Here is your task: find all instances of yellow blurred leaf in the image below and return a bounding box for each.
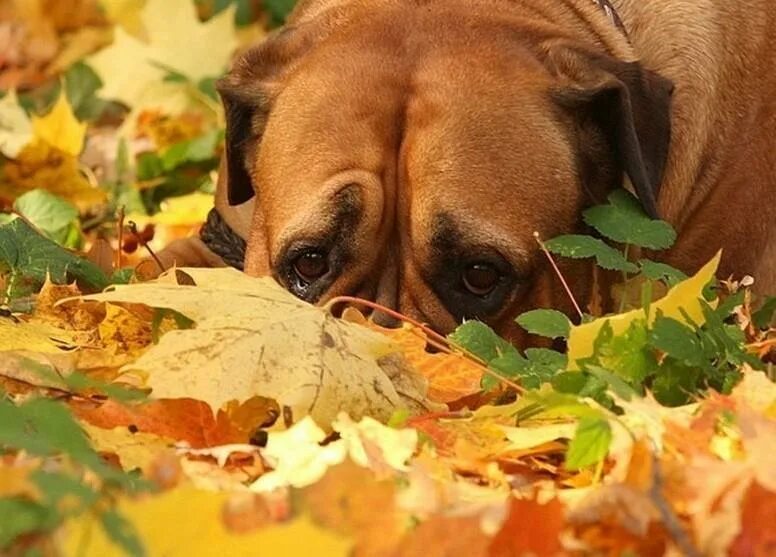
[88,0,237,108]
[0,140,106,211]
[128,192,214,227]
[31,91,86,157]
[0,463,41,500]
[0,90,33,158]
[567,251,721,369]
[61,486,353,557]
[99,0,147,39]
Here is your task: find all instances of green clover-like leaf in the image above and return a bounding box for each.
[545,234,638,273]
[516,309,571,339]
[583,190,677,249]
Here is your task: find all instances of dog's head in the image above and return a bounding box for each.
[217,1,672,342]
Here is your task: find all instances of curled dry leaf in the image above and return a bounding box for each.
[343,307,483,403]
[81,268,439,427]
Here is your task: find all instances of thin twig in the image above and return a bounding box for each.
[325,295,526,393]
[116,206,125,270]
[128,220,165,273]
[533,232,584,320]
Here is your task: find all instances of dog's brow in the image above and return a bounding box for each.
[429,213,530,268]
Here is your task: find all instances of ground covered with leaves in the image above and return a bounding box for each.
[1,1,775,556]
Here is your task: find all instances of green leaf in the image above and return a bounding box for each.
[0,398,136,488]
[638,259,687,285]
[584,365,638,401]
[0,218,108,298]
[517,390,602,421]
[545,235,638,273]
[652,360,700,406]
[552,371,589,394]
[516,309,571,339]
[448,320,517,363]
[100,508,146,557]
[753,296,776,329]
[590,320,655,385]
[32,470,99,513]
[263,0,297,25]
[649,315,705,366]
[583,189,677,249]
[565,416,612,470]
[489,348,566,389]
[160,129,223,172]
[0,498,57,549]
[64,62,108,121]
[13,189,80,246]
[715,290,746,320]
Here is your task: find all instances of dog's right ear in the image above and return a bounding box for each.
[216,26,315,205]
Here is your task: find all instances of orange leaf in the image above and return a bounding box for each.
[343,308,482,403]
[489,495,566,557]
[71,398,243,448]
[730,482,776,557]
[396,515,490,557]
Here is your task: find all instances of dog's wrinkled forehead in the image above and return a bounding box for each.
[253,15,581,234]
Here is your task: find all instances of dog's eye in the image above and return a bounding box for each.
[462,263,500,296]
[293,250,329,284]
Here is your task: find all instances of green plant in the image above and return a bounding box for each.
[449,189,772,469]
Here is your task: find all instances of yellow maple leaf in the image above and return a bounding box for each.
[81,268,436,427]
[60,486,353,557]
[0,140,106,211]
[31,91,86,157]
[88,0,237,108]
[566,251,722,369]
[0,90,33,158]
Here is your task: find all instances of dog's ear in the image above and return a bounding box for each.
[549,47,673,217]
[216,27,315,205]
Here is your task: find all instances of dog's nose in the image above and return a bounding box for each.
[372,247,400,328]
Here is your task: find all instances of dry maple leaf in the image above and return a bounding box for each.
[343,307,483,403]
[71,397,243,448]
[81,267,438,427]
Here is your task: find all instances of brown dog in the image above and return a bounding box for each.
[159,0,776,343]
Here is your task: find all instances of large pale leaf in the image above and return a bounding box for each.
[82,268,433,427]
[88,0,237,108]
[566,251,721,369]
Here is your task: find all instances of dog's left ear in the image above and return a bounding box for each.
[549,46,674,217]
[216,24,319,205]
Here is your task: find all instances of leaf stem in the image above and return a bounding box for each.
[533,232,584,321]
[619,243,631,313]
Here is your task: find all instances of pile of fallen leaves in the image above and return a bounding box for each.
[1,1,776,556]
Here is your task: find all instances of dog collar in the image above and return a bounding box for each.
[200,208,247,270]
[591,0,629,37]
